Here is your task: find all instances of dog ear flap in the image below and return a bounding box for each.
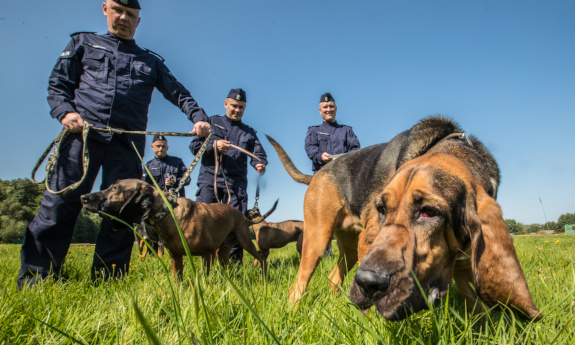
[467,190,542,320]
[119,188,140,216]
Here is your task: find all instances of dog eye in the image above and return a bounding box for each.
[420,206,440,219]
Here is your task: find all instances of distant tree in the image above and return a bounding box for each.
[526,223,541,234]
[541,221,558,232]
[505,219,522,234]
[72,210,101,243]
[0,179,44,243]
[557,213,575,233]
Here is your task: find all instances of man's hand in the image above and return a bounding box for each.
[61,112,85,133]
[255,163,266,175]
[321,152,332,163]
[215,140,231,153]
[193,121,211,137]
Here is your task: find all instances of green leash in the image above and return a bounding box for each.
[31,124,209,196]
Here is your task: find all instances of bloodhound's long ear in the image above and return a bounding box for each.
[467,188,542,320]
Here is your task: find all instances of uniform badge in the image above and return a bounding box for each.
[236,94,241,101]
[121,0,129,4]
[60,51,71,57]
[324,96,328,102]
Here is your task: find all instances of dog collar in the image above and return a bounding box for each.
[146,194,178,226]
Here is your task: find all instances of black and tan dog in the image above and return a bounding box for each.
[267,116,541,321]
[247,205,303,265]
[81,179,277,279]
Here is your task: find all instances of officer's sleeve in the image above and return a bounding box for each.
[47,36,83,121]
[304,128,323,164]
[346,127,361,152]
[176,159,191,186]
[156,63,209,124]
[189,133,216,157]
[250,134,268,169]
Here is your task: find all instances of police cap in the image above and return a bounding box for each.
[111,0,141,10]
[227,88,247,103]
[153,135,167,143]
[320,92,335,103]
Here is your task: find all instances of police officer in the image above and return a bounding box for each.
[143,135,190,197]
[17,0,211,288]
[305,92,360,173]
[305,92,360,256]
[190,88,267,263]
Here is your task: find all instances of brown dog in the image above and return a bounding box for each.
[268,116,541,321]
[81,179,277,279]
[247,205,303,264]
[135,222,164,258]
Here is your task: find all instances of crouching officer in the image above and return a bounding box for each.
[189,88,267,264]
[17,0,211,288]
[143,135,190,197]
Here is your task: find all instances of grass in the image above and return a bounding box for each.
[1,235,574,344]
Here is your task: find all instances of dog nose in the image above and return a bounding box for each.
[80,194,91,203]
[354,269,391,298]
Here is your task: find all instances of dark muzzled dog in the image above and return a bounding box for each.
[81,179,278,279]
[267,115,541,321]
[247,204,303,265]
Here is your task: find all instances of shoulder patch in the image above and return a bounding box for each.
[70,31,96,37]
[143,48,165,62]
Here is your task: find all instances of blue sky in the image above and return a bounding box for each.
[0,1,573,225]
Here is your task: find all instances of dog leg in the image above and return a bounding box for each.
[201,253,214,276]
[253,249,269,267]
[328,229,360,293]
[170,254,184,280]
[157,241,164,258]
[236,225,268,278]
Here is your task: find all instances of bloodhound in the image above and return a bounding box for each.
[267,116,541,321]
[247,205,304,265]
[81,179,277,279]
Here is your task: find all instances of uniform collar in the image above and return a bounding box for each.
[224,115,242,126]
[322,120,339,127]
[105,31,137,46]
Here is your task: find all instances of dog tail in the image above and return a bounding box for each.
[265,135,313,185]
[249,199,279,225]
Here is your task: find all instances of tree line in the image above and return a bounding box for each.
[1,178,574,243]
[0,178,101,244]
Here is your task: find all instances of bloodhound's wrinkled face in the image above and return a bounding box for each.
[349,153,474,320]
[81,179,156,224]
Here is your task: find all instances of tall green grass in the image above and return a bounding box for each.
[1,235,574,344]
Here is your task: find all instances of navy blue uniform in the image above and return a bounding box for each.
[142,155,189,197]
[18,32,208,287]
[305,121,360,173]
[189,115,267,262]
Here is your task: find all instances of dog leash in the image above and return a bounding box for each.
[32,124,207,195]
[212,139,262,204]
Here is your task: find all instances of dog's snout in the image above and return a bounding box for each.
[81,194,91,203]
[354,269,391,298]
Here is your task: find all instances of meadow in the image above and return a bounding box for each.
[1,235,574,344]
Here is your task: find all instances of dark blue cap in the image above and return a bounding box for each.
[227,88,247,103]
[153,135,167,143]
[320,92,335,103]
[111,0,141,10]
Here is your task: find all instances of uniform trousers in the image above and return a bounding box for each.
[18,133,143,288]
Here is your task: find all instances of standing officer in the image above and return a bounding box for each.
[143,135,190,197]
[305,92,360,255]
[305,92,360,173]
[17,0,211,288]
[190,88,267,263]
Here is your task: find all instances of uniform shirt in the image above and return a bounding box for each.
[48,31,208,153]
[305,121,360,173]
[142,155,190,197]
[190,115,268,190]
